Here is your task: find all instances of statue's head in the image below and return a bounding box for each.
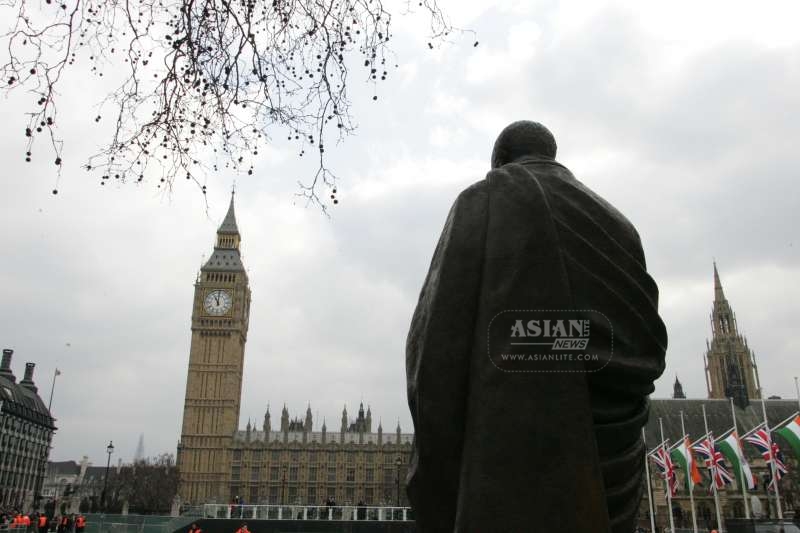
[491,121,557,169]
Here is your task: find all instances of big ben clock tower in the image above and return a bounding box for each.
[178,193,251,504]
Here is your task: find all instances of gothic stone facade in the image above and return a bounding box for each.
[640,265,797,529]
[228,403,412,506]
[177,196,411,506]
[0,349,56,509]
[178,195,251,505]
[704,263,762,406]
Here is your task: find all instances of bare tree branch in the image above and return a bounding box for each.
[0,0,472,207]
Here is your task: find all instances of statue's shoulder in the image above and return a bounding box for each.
[452,178,490,208]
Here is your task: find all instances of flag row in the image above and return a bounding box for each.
[648,414,800,496]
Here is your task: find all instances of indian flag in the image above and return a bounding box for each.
[718,431,756,490]
[670,437,701,491]
[776,416,800,458]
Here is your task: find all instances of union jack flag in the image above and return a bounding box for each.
[650,446,678,496]
[692,436,734,490]
[743,429,788,490]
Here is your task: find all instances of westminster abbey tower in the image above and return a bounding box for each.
[704,262,762,407]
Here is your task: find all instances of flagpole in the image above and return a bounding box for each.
[702,404,724,532]
[760,398,783,519]
[680,411,699,533]
[659,417,676,533]
[795,376,799,412]
[730,398,750,519]
[642,427,657,533]
[773,411,800,432]
[741,422,765,441]
[47,367,60,412]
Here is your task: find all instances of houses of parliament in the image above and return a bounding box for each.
[177,194,796,520]
[176,195,412,507]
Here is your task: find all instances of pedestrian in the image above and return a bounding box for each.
[187,523,202,533]
[356,500,366,520]
[58,515,69,533]
[37,513,48,533]
[74,515,85,533]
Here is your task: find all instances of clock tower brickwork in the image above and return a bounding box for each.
[178,194,251,504]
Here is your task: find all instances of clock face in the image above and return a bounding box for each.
[204,289,232,316]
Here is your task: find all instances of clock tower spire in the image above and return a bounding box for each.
[178,193,252,505]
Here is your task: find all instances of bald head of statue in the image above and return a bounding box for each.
[490,121,557,169]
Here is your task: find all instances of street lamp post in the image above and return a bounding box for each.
[394,457,401,508]
[100,441,114,512]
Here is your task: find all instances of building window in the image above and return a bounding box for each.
[346,487,354,502]
[231,466,240,481]
[291,450,299,462]
[269,486,279,504]
[346,468,355,482]
[270,467,279,481]
[366,468,374,482]
[308,487,317,503]
[250,487,259,503]
[347,452,355,464]
[364,487,373,504]
[233,449,243,461]
[289,486,298,502]
[327,466,336,482]
[250,467,259,481]
[289,466,298,481]
[327,451,336,463]
[271,450,280,461]
[309,466,317,481]
[251,450,262,462]
[366,452,374,464]
[327,486,336,500]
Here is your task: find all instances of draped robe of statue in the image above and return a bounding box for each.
[406,155,667,532]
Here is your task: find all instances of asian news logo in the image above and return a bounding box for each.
[487,310,613,373]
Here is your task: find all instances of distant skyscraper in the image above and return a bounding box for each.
[704,262,762,407]
[134,433,145,462]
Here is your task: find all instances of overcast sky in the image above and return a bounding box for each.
[1,0,799,466]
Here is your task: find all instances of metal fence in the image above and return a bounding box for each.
[202,503,413,521]
[79,514,193,533]
[635,521,800,533]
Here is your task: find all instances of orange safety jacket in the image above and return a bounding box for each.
[75,517,85,528]
[22,516,31,527]
[38,516,47,527]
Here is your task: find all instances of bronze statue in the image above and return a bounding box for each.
[406,121,667,532]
